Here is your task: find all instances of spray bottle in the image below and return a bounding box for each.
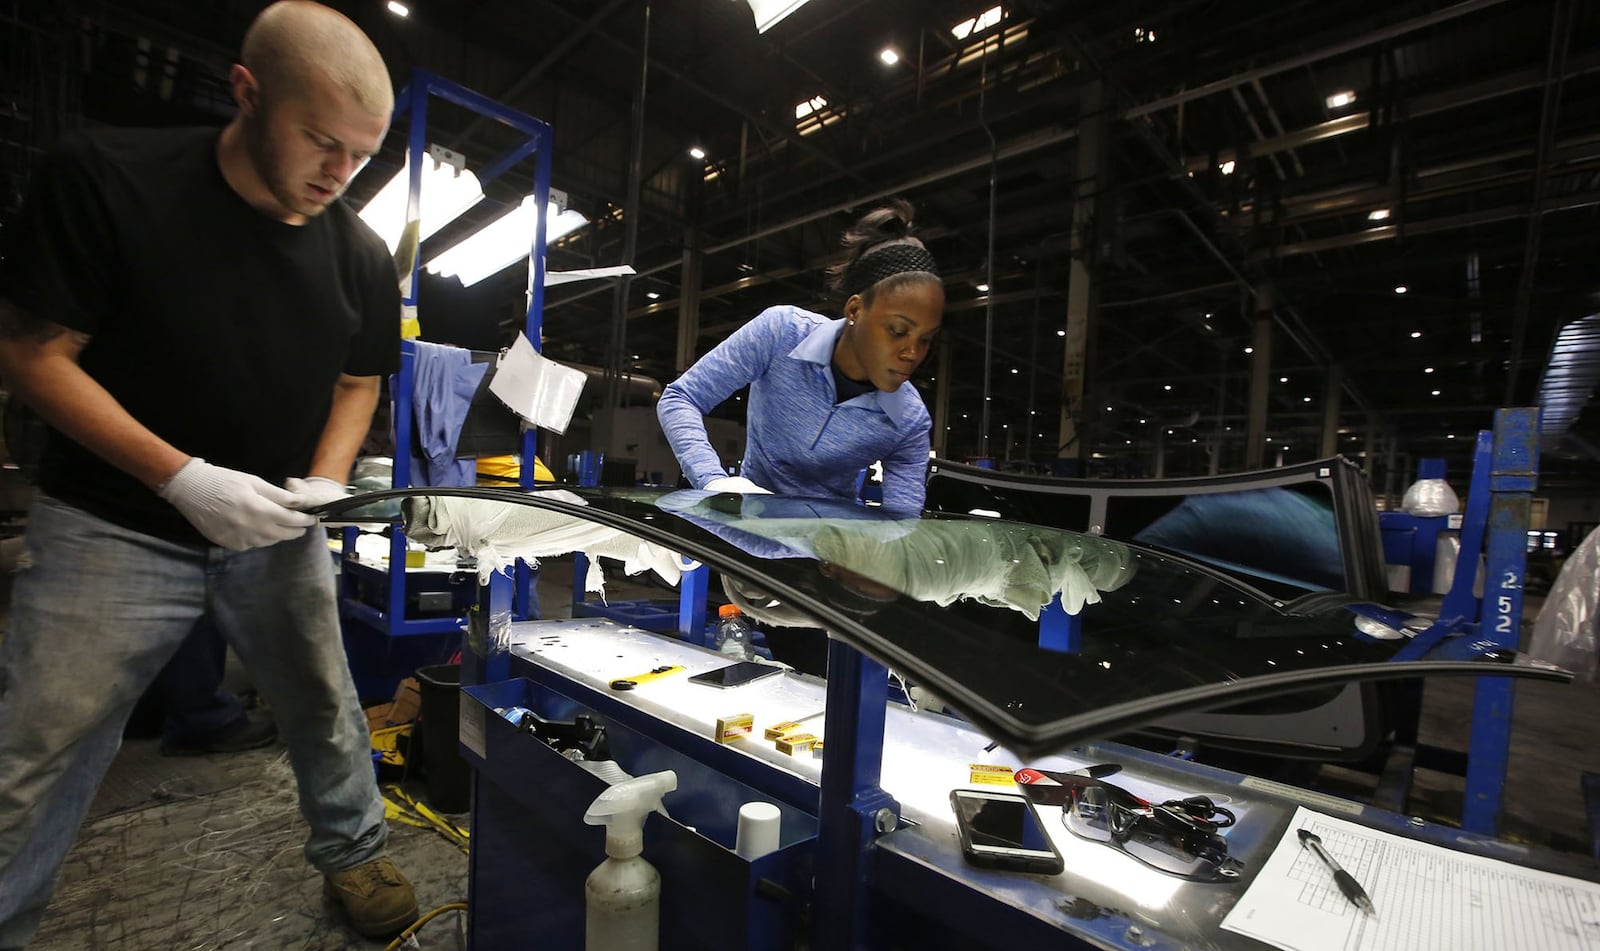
[583,769,678,951]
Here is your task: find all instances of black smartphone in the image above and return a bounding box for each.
[949,788,1065,875]
[687,661,784,689]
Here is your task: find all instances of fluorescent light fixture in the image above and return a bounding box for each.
[1368,208,1391,221]
[386,0,409,17]
[424,195,588,287]
[688,146,707,160]
[645,291,661,300]
[879,47,900,66]
[745,0,811,33]
[794,95,827,119]
[358,153,484,254]
[1325,90,1356,109]
[975,283,990,292]
[1394,284,1408,294]
[951,5,1003,40]
[1218,160,1236,175]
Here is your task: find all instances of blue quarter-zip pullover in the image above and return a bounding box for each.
[657,305,933,514]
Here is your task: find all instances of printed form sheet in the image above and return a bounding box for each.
[1221,807,1600,951]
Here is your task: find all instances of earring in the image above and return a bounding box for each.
[848,319,855,325]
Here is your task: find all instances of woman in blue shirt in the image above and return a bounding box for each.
[657,201,944,515]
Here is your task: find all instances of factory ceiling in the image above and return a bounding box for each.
[3,0,1598,486]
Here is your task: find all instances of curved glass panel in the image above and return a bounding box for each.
[316,486,1568,757]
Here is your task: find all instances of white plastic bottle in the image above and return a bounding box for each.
[583,770,678,951]
[715,603,753,660]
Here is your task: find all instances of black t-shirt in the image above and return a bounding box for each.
[0,126,400,545]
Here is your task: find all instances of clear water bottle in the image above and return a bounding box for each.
[715,604,753,660]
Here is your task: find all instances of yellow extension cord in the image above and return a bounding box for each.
[383,902,470,951]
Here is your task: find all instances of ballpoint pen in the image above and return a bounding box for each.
[1298,828,1377,917]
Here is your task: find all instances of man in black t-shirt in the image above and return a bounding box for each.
[0,3,418,944]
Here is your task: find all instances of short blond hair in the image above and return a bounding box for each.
[241,1,393,115]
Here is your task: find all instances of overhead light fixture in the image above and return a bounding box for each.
[1279,376,1288,383]
[645,291,661,300]
[1056,329,1066,337]
[879,47,900,66]
[688,146,707,160]
[1009,367,1019,374]
[1424,366,1435,373]
[1368,208,1391,221]
[794,95,828,119]
[357,150,484,254]
[1218,160,1236,175]
[1410,330,1423,339]
[744,0,812,33]
[951,5,1003,40]
[1302,396,1312,403]
[1325,90,1356,109]
[1394,284,1408,295]
[1163,384,1172,391]
[1243,346,1253,354]
[424,195,588,287]
[975,283,990,293]
[1431,389,1441,396]
[386,0,410,17]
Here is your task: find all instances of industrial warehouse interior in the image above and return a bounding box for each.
[3,0,1600,948]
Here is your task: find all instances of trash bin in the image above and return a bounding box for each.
[415,663,471,813]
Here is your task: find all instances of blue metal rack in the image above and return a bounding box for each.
[337,70,552,683]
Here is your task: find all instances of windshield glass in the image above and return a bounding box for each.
[319,485,1565,757]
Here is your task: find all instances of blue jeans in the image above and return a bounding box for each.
[0,496,387,947]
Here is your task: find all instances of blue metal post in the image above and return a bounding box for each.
[678,564,709,646]
[463,567,513,689]
[1462,407,1539,834]
[814,639,899,950]
[1038,592,1080,653]
[1441,430,1496,622]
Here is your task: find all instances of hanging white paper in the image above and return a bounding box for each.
[487,332,587,434]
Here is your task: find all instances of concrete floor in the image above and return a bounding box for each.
[9,558,1600,949]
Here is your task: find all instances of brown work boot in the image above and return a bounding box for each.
[323,856,419,939]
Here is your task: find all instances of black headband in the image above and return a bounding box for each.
[840,242,941,298]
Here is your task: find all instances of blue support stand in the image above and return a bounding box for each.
[679,564,710,647]
[1440,430,1497,623]
[337,69,553,693]
[1462,407,1540,834]
[1038,592,1080,653]
[814,639,899,950]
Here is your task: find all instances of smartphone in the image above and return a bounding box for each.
[687,661,784,689]
[949,788,1065,875]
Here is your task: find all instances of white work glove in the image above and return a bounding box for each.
[284,476,352,510]
[704,476,771,495]
[158,458,316,551]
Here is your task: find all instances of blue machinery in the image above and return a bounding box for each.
[337,70,549,689]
